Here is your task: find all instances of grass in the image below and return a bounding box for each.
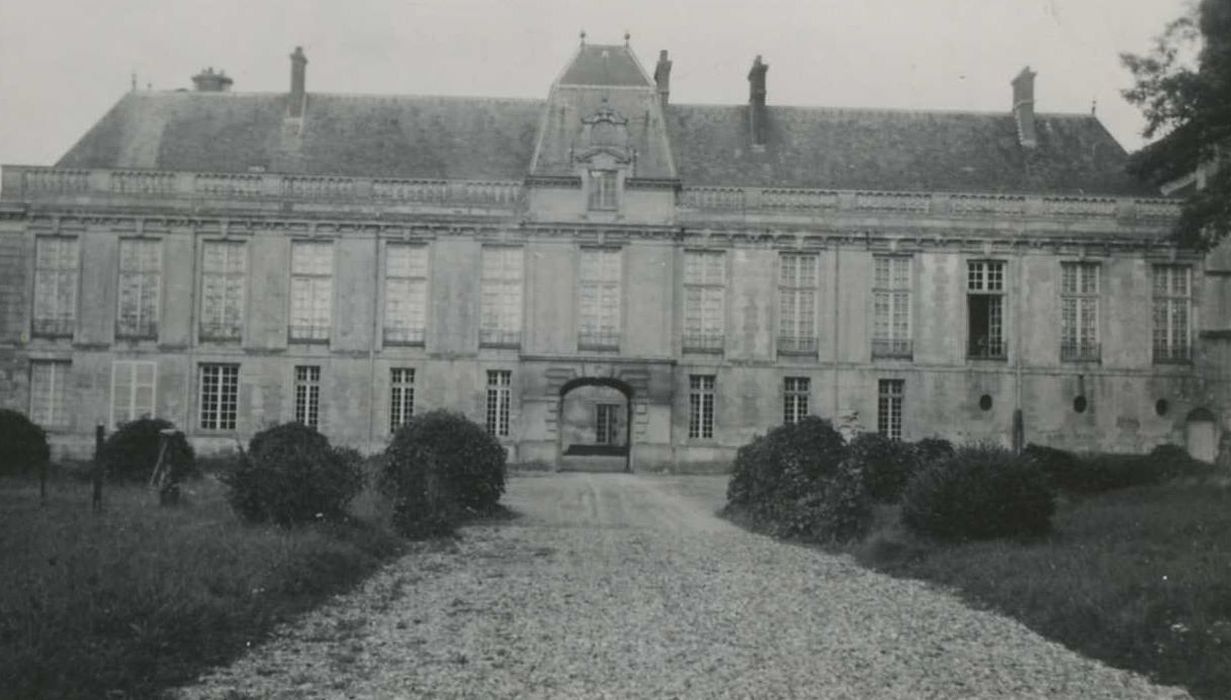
[0,463,404,699]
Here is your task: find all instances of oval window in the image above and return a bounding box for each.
[979,394,993,411]
[1073,395,1088,413]
[1155,399,1169,416]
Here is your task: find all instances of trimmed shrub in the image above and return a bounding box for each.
[912,437,956,467]
[848,432,918,503]
[1031,444,1212,495]
[792,457,875,543]
[381,410,507,538]
[902,444,1056,541]
[1023,443,1082,489]
[0,409,50,477]
[98,418,195,482]
[1148,443,1216,481]
[222,423,363,526]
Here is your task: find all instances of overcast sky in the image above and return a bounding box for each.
[0,0,1193,167]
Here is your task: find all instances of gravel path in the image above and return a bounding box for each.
[175,473,1191,699]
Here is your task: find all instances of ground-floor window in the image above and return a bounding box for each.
[688,374,716,439]
[29,360,70,428]
[486,370,512,436]
[295,365,321,429]
[878,379,904,440]
[783,376,809,424]
[111,360,157,428]
[390,368,415,433]
[199,363,238,431]
[595,402,621,445]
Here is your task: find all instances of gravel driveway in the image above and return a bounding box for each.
[175,473,1190,699]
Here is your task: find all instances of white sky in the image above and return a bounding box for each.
[0,0,1193,167]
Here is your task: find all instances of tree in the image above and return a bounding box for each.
[1121,0,1231,250]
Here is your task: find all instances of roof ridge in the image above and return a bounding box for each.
[670,102,1100,120]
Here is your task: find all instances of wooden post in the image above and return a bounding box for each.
[92,424,104,513]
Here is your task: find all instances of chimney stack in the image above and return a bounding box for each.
[747,55,769,147]
[654,50,673,110]
[1012,66,1037,149]
[191,67,233,92]
[290,46,308,118]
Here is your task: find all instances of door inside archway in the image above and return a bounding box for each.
[558,377,633,472]
[1186,408,1217,463]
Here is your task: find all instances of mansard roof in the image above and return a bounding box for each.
[557,44,653,87]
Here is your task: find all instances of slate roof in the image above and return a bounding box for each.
[557,44,652,87]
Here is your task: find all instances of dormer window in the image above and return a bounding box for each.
[589,170,618,210]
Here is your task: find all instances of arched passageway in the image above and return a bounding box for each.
[1185,407,1217,463]
[557,377,633,473]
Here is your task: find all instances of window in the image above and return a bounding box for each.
[1153,265,1191,363]
[1061,262,1100,361]
[294,365,321,428]
[578,248,622,350]
[29,360,70,428]
[778,254,817,354]
[32,237,78,338]
[199,364,238,431]
[688,374,716,439]
[289,241,333,342]
[486,370,512,436]
[873,256,912,358]
[967,261,1006,359]
[480,247,523,347]
[878,379,904,441]
[588,170,618,210]
[390,368,415,433]
[683,251,725,352]
[200,241,246,341]
[384,244,428,345]
[783,377,810,425]
[116,238,160,339]
[110,360,156,428]
[596,403,621,445]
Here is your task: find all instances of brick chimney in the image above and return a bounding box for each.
[748,55,769,147]
[191,67,233,92]
[1012,66,1037,149]
[289,46,308,118]
[654,50,672,110]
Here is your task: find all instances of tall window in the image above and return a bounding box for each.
[967,261,1006,359]
[1153,265,1192,363]
[1061,262,1100,361]
[384,244,428,345]
[116,239,161,339]
[480,247,523,347]
[29,360,70,428]
[783,377,810,425]
[688,374,716,439]
[873,256,912,358]
[32,237,78,338]
[199,363,238,431]
[596,403,621,445]
[878,379,904,441]
[390,368,415,433]
[778,253,817,354]
[589,170,618,210]
[294,365,321,428]
[579,248,622,350]
[200,241,246,341]
[110,360,156,428]
[486,370,512,436]
[683,251,725,352]
[289,241,333,342]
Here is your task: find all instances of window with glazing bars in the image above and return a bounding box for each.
[688,374,716,439]
[480,248,523,347]
[596,403,621,445]
[110,360,156,428]
[29,360,70,428]
[199,363,238,431]
[1061,262,1100,361]
[683,251,725,352]
[1153,265,1191,363]
[32,237,78,338]
[783,377,810,425]
[384,244,428,345]
[878,379,904,441]
[389,368,415,433]
[116,238,161,339]
[589,170,618,210]
[778,254,817,354]
[289,241,333,342]
[967,261,1006,359]
[579,248,622,349]
[294,365,321,428]
[200,241,246,340]
[873,256,912,358]
[486,370,512,436]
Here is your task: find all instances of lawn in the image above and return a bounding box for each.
[0,470,404,699]
[853,481,1231,700]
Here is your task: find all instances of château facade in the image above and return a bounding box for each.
[1,39,1226,470]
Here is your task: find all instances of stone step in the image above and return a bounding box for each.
[559,455,628,473]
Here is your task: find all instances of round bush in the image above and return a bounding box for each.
[382,410,507,538]
[0,409,50,477]
[848,432,918,503]
[222,423,363,526]
[912,437,955,467]
[98,418,195,482]
[902,444,1056,541]
[792,457,875,543]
